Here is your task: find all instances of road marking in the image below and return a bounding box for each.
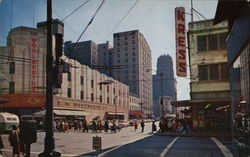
[0,149,78,157]
[159,136,179,157]
[210,137,233,157]
[98,134,152,157]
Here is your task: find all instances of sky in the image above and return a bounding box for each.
[0,0,219,100]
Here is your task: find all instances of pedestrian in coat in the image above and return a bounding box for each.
[141,120,145,133]
[8,125,20,157]
[152,121,157,133]
[134,120,138,131]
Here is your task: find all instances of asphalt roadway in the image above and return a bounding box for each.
[0,122,233,157]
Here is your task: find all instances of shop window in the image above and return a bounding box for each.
[67,88,71,97]
[197,35,207,52]
[208,34,218,50]
[9,82,15,93]
[210,64,219,80]
[198,65,208,80]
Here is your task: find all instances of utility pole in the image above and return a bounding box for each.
[39,0,60,156]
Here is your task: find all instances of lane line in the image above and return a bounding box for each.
[210,137,233,157]
[159,136,179,157]
[98,134,152,157]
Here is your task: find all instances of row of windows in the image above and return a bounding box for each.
[116,40,136,46]
[198,63,228,81]
[117,58,136,63]
[116,52,136,57]
[116,47,135,52]
[197,33,227,52]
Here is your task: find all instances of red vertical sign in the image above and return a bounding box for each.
[175,7,187,77]
[31,38,38,92]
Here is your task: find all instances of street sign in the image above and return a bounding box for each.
[92,136,102,150]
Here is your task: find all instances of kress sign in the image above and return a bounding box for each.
[175,7,187,77]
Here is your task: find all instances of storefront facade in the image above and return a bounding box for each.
[214,1,250,156]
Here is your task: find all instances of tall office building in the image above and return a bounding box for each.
[112,30,153,115]
[98,41,113,76]
[64,40,98,67]
[153,55,177,117]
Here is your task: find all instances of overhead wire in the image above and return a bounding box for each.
[105,0,140,40]
[62,0,91,21]
[137,0,159,28]
[64,0,106,61]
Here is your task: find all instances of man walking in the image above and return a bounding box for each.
[141,120,145,133]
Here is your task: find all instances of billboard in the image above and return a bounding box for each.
[175,7,187,77]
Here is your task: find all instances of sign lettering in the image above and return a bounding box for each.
[175,7,187,77]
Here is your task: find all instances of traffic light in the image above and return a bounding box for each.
[55,33,63,59]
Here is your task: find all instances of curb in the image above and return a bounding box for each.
[154,133,232,138]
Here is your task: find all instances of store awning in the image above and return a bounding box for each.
[34,109,88,116]
[106,112,125,116]
[171,98,231,107]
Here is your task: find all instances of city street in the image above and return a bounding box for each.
[1,122,233,157]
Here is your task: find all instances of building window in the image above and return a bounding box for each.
[100,84,102,90]
[124,47,128,51]
[113,98,116,104]
[197,35,207,52]
[208,34,218,51]
[80,91,84,99]
[9,82,15,93]
[107,97,109,104]
[91,93,94,101]
[117,48,120,52]
[107,86,109,92]
[132,58,136,62]
[9,62,15,74]
[125,36,128,40]
[113,88,115,94]
[132,52,135,56]
[220,63,229,80]
[80,76,84,85]
[132,40,135,44]
[125,53,128,56]
[219,33,227,50]
[125,42,128,45]
[117,54,120,57]
[67,72,71,81]
[100,95,102,103]
[125,59,128,63]
[91,80,94,88]
[117,42,120,46]
[133,69,136,73]
[198,65,208,80]
[210,64,219,80]
[117,59,120,63]
[125,70,128,74]
[67,88,71,97]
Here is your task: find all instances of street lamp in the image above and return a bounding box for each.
[139,102,143,119]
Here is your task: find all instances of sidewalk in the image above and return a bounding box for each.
[155,131,232,138]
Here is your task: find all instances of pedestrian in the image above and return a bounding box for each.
[181,119,189,134]
[152,121,157,133]
[104,120,109,132]
[134,120,138,131]
[0,133,4,156]
[83,119,89,132]
[141,120,145,133]
[19,120,37,157]
[8,125,20,157]
[198,119,203,133]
